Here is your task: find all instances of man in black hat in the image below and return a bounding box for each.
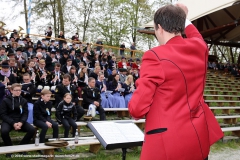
[16,48,28,66]
[59,51,69,65]
[0,61,17,86]
[26,46,35,58]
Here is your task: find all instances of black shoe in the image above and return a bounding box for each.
[54,148,62,152]
[6,153,12,158]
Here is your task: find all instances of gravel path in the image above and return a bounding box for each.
[209,147,240,160]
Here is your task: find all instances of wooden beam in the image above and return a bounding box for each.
[224,9,236,21]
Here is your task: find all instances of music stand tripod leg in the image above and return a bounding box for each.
[122,148,127,160]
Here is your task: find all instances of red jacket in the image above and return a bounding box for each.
[129,24,223,160]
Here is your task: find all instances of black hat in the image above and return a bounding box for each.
[1,61,9,68]
[128,58,133,62]
[136,58,140,61]
[51,51,56,54]
[121,56,126,59]
[22,38,27,41]
[42,47,47,50]
[50,40,55,43]
[87,55,92,61]
[16,48,23,52]
[7,53,15,57]
[63,51,69,55]
[36,46,42,51]
[28,45,33,49]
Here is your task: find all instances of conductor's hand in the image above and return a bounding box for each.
[175,3,188,16]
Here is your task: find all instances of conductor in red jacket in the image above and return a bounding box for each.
[128,3,223,160]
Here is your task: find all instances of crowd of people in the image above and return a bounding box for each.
[0,30,141,157]
[208,61,240,77]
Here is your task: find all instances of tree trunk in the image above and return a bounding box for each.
[57,0,64,34]
[230,47,235,63]
[24,0,28,33]
[50,0,57,37]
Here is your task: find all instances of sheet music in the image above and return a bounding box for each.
[91,122,144,144]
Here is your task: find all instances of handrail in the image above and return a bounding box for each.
[4,29,145,58]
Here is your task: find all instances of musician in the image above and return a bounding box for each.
[8,58,22,83]
[95,73,114,108]
[59,51,69,65]
[122,75,135,108]
[50,63,64,86]
[82,77,106,120]
[16,48,28,67]
[45,26,52,41]
[89,66,101,80]
[35,59,51,87]
[55,74,85,121]
[26,46,35,59]
[0,61,17,86]
[21,73,36,124]
[61,59,72,74]
[117,57,128,69]
[69,66,79,86]
[48,40,57,52]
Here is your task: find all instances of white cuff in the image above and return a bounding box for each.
[185,19,192,28]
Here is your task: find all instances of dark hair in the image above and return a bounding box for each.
[63,74,71,81]
[88,77,95,83]
[154,4,186,34]
[55,63,61,67]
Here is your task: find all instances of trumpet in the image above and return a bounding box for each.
[53,75,58,86]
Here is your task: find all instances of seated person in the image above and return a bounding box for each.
[56,93,77,139]
[49,63,64,86]
[0,61,17,86]
[21,73,36,124]
[33,89,61,153]
[61,59,72,74]
[55,74,85,121]
[82,77,106,120]
[0,83,35,157]
[35,59,51,87]
[122,75,135,108]
[108,74,125,108]
[95,73,114,108]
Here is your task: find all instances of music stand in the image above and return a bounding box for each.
[87,121,144,160]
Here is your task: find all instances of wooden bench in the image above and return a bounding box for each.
[104,108,129,118]
[205,100,240,107]
[204,90,239,95]
[0,138,101,160]
[222,127,240,137]
[204,95,240,100]
[209,107,240,115]
[215,115,240,125]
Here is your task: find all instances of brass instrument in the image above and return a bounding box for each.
[0,21,6,28]
[18,26,24,37]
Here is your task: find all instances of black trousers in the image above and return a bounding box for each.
[96,106,106,120]
[34,119,58,143]
[62,118,77,138]
[1,121,35,146]
[205,156,208,160]
[76,105,85,121]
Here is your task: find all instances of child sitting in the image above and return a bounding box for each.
[56,93,78,138]
[33,89,60,153]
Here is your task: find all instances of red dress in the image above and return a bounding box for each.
[128,24,223,160]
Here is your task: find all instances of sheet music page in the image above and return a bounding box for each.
[91,122,144,145]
